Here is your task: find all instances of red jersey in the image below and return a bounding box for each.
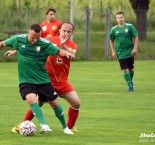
[46,36,77,83]
[40,20,62,38]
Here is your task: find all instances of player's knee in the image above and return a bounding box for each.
[72,99,81,109]
[48,99,59,108]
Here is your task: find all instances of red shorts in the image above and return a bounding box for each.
[52,81,74,95]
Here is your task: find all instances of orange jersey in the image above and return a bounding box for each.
[45,36,77,83]
[40,20,62,38]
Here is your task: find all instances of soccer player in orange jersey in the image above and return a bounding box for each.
[9,22,80,133]
[45,22,80,130]
[40,7,62,38]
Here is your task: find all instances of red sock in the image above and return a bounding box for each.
[67,107,79,129]
[23,109,34,121]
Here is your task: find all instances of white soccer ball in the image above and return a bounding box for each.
[19,120,36,136]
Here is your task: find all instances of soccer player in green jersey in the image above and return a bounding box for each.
[0,24,73,134]
[110,11,139,92]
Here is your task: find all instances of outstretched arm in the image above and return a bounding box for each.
[0,41,6,50]
[5,47,73,59]
[58,49,74,59]
[4,50,17,57]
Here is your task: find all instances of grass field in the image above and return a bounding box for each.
[0,60,155,145]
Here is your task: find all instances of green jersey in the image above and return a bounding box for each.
[110,23,138,59]
[4,34,60,84]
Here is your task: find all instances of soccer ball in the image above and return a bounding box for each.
[19,120,36,136]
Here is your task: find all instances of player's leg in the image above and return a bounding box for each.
[23,95,43,121]
[54,81,80,130]
[39,83,73,134]
[19,83,47,126]
[23,109,34,121]
[48,99,73,134]
[12,95,43,133]
[12,108,34,134]
[18,84,51,133]
[129,69,134,88]
[12,96,43,133]
[25,93,51,133]
[123,69,133,91]
[119,59,133,91]
[48,99,66,129]
[129,71,134,82]
[61,91,80,130]
[12,83,52,134]
[128,56,135,88]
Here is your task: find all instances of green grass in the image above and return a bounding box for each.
[0,60,155,145]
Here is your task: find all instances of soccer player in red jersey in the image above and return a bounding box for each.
[9,22,80,133]
[40,7,62,38]
[46,22,80,130]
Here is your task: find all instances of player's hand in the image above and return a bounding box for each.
[58,48,74,59]
[66,52,74,59]
[112,51,117,58]
[131,48,137,55]
[60,34,69,44]
[4,50,17,57]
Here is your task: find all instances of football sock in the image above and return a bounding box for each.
[23,109,34,121]
[53,105,67,129]
[67,106,79,129]
[130,71,134,82]
[124,72,133,88]
[30,103,46,124]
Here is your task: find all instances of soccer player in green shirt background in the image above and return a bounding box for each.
[110,11,139,92]
[0,24,73,134]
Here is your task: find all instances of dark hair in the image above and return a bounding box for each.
[46,7,56,15]
[60,22,74,31]
[29,24,42,33]
[116,11,124,16]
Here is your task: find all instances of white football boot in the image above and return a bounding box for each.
[40,124,52,133]
[63,127,74,134]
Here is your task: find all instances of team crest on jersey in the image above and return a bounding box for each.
[56,58,62,64]
[21,44,25,48]
[125,29,128,32]
[52,26,58,30]
[42,26,47,31]
[36,46,41,52]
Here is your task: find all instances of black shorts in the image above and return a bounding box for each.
[118,56,134,70]
[19,83,58,102]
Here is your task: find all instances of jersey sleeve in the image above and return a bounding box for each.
[68,42,77,54]
[110,28,115,40]
[4,35,18,49]
[46,42,60,56]
[71,43,77,50]
[130,25,138,37]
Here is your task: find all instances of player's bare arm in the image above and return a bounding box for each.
[5,48,73,59]
[58,49,74,59]
[4,50,17,57]
[110,40,117,58]
[131,36,138,55]
[61,44,76,59]
[61,43,76,56]
[0,41,6,49]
